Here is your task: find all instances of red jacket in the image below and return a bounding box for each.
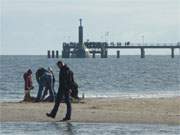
[23,72,33,90]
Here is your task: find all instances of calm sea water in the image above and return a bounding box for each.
[0,55,180,101]
[0,122,180,135]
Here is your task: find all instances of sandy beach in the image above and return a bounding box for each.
[0,97,180,124]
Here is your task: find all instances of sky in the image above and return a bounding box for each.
[0,0,180,55]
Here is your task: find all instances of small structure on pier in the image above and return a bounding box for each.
[62,19,90,58]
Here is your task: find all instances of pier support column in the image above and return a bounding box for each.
[101,49,104,58]
[47,50,51,58]
[62,45,70,58]
[56,50,59,58]
[117,51,120,58]
[52,50,55,58]
[171,48,174,58]
[62,50,70,58]
[92,51,96,58]
[101,48,107,58]
[140,48,145,58]
[105,50,108,58]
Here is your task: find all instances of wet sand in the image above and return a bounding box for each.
[0,97,180,124]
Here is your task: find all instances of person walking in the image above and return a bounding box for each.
[46,61,72,121]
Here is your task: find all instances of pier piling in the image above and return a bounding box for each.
[56,50,59,58]
[117,51,120,58]
[52,50,55,58]
[92,51,96,58]
[62,50,70,58]
[141,48,145,58]
[105,50,108,58]
[171,48,174,58]
[47,50,51,58]
[101,48,107,58]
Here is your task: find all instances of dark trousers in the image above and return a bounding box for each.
[42,84,56,101]
[50,88,71,119]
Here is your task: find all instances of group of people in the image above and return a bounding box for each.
[23,61,79,121]
[23,67,56,102]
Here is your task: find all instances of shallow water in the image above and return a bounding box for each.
[0,55,180,101]
[0,122,180,135]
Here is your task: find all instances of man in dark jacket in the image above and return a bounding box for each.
[46,61,72,121]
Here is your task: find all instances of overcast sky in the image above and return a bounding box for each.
[1,0,180,55]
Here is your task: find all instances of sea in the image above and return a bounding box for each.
[0,55,180,135]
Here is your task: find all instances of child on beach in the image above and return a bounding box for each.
[23,69,34,101]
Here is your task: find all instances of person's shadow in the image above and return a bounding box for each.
[52,122,75,135]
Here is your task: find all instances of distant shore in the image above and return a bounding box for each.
[0,97,180,124]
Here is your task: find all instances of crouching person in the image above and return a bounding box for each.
[23,69,34,101]
[35,68,55,102]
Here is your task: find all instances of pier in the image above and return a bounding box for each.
[60,42,180,58]
[47,19,180,58]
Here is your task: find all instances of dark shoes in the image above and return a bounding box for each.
[46,113,71,121]
[46,113,55,118]
[62,117,71,121]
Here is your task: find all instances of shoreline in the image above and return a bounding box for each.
[0,97,180,125]
[1,94,180,102]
